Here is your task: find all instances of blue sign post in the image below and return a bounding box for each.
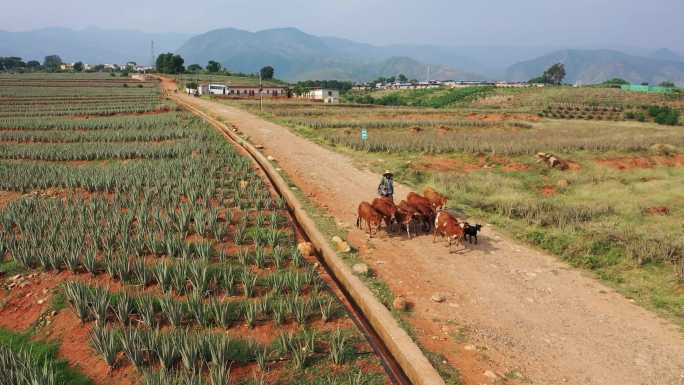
[361,128,368,141]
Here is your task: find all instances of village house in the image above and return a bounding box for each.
[299,88,340,103]
[227,85,288,98]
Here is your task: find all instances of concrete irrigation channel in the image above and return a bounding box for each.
[168,91,445,385]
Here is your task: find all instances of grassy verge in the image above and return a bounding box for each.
[347,151,684,328]
[0,328,92,385]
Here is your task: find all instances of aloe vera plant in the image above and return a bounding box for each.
[90,325,120,369]
[120,328,146,370]
[64,282,91,323]
[136,294,157,328]
[160,296,185,327]
[328,329,347,365]
[113,291,134,326]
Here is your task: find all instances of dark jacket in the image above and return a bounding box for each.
[378,176,394,197]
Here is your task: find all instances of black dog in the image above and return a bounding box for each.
[463,223,483,244]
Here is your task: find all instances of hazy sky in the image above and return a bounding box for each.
[2,0,683,49]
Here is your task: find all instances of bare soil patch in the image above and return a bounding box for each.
[0,191,21,209]
[541,186,557,197]
[597,155,684,170]
[47,311,139,385]
[0,272,59,331]
[645,206,670,216]
[467,112,541,123]
[413,156,530,174]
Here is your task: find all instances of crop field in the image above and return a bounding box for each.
[0,75,389,385]
[222,89,684,326]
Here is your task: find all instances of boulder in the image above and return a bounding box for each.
[431,293,446,303]
[393,296,408,311]
[297,242,314,257]
[331,236,351,253]
[352,263,369,275]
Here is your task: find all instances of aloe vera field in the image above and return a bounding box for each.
[222,86,684,328]
[0,74,389,385]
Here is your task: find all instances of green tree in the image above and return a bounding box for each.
[398,74,408,82]
[602,78,629,86]
[530,63,566,85]
[73,61,84,72]
[0,57,26,71]
[207,61,221,73]
[659,81,675,87]
[260,65,274,80]
[187,64,203,73]
[26,60,41,71]
[43,55,63,72]
[543,63,566,85]
[155,53,185,74]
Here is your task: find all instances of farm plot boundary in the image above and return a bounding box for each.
[171,95,445,385]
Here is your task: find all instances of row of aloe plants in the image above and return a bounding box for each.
[64,281,337,329]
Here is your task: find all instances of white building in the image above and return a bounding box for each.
[300,88,340,103]
[198,84,230,96]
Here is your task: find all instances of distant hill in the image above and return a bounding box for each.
[176,27,483,82]
[649,48,683,62]
[0,27,191,65]
[506,49,684,85]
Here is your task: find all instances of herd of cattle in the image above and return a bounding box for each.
[356,188,483,251]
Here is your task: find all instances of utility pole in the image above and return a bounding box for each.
[259,70,263,112]
[427,64,431,83]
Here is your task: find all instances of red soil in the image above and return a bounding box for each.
[467,112,541,123]
[413,155,530,174]
[46,311,139,385]
[502,162,530,172]
[0,272,58,330]
[645,207,670,216]
[597,155,684,170]
[541,186,557,197]
[0,191,21,209]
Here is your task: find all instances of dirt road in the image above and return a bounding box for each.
[165,82,684,385]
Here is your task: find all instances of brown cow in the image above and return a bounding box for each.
[396,203,421,238]
[356,202,383,237]
[372,197,398,230]
[423,187,448,209]
[433,211,465,251]
[406,192,432,208]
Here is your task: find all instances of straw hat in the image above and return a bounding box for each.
[383,170,393,176]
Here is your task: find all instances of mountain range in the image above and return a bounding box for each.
[176,27,483,81]
[1,26,683,84]
[507,49,684,85]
